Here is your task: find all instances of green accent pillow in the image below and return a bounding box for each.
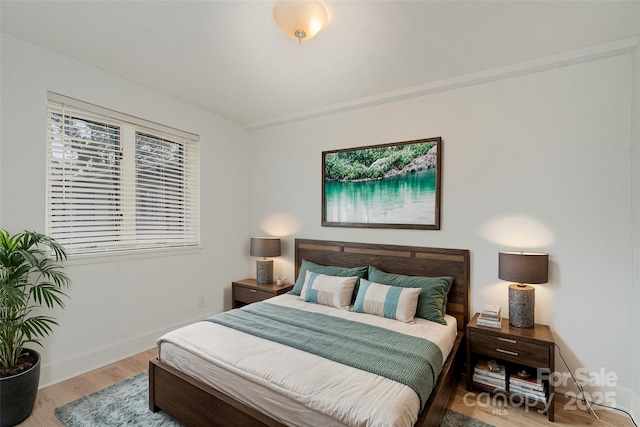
[290,260,368,296]
[367,266,453,325]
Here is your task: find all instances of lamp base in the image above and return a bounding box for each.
[256,259,273,284]
[509,284,535,328]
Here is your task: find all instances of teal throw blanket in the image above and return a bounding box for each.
[205,302,443,409]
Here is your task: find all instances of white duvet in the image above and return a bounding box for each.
[157,294,457,427]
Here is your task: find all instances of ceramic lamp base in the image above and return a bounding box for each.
[509,284,535,328]
[256,259,273,284]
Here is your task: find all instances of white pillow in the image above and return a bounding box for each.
[300,271,357,309]
[350,279,421,323]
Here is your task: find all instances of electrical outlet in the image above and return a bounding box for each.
[198,296,205,308]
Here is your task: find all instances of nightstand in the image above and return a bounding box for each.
[466,313,555,421]
[232,278,293,308]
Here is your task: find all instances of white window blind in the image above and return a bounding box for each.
[46,93,199,256]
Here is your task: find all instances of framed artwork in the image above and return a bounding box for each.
[322,137,441,230]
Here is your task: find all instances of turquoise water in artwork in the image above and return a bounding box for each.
[324,169,437,224]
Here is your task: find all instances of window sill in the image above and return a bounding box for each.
[63,245,204,266]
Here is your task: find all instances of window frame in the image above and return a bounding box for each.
[46,92,200,258]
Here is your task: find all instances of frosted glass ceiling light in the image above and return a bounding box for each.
[273,0,328,44]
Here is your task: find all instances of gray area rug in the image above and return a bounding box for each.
[55,371,494,427]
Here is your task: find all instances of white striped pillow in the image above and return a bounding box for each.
[300,271,357,309]
[351,279,421,323]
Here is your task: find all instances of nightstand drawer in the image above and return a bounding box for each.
[234,286,273,304]
[469,331,549,367]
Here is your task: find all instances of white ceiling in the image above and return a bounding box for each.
[1,1,638,128]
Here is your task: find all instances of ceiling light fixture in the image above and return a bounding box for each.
[273,0,328,44]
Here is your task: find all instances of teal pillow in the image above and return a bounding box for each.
[290,260,368,296]
[367,266,453,325]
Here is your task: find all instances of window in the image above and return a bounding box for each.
[46,93,199,256]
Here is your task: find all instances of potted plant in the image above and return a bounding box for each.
[0,230,70,427]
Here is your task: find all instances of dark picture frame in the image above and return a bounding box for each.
[322,137,442,230]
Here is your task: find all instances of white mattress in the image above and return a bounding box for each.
[157,294,458,427]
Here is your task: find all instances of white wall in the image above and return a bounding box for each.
[0,31,3,226]
[0,35,251,386]
[249,54,637,410]
[632,40,640,425]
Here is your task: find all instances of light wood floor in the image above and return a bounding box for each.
[17,348,636,427]
[17,348,157,427]
[449,380,636,427]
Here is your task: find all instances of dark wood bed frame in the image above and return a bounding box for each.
[150,239,470,427]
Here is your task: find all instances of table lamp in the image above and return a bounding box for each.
[498,251,548,328]
[250,237,281,284]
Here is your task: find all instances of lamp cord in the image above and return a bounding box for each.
[554,343,638,427]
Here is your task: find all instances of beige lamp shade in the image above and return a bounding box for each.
[273,0,328,42]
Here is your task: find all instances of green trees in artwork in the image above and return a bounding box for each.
[324,141,435,181]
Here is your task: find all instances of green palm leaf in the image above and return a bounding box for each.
[0,229,70,369]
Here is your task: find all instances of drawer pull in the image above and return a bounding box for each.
[496,348,519,356]
[498,337,517,344]
[249,289,257,293]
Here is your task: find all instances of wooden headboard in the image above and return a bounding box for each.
[295,239,470,332]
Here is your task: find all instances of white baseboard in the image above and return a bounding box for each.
[556,383,639,424]
[38,315,205,388]
[631,391,640,426]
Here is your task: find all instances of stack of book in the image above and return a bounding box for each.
[473,359,506,390]
[509,371,546,402]
[477,304,502,328]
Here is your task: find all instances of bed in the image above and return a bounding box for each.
[149,239,470,427]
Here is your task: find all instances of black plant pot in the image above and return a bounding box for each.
[0,349,41,427]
